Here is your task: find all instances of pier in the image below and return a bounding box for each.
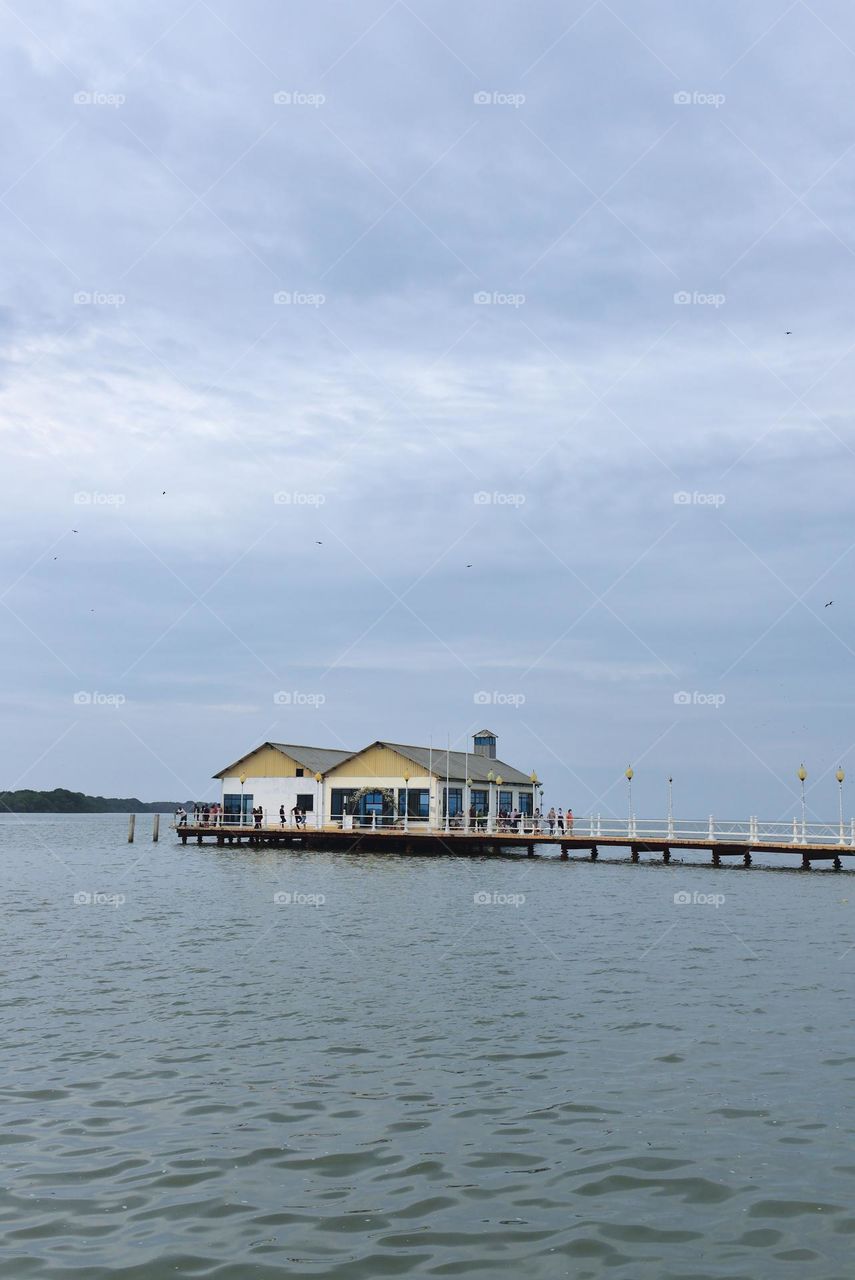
[174,814,855,869]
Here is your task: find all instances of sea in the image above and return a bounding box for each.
[2,813,855,1279]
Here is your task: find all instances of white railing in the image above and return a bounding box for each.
[174,812,855,847]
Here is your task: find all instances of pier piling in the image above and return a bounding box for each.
[127,814,135,844]
[152,814,160,843]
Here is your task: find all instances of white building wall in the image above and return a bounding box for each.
[220,774,325,823]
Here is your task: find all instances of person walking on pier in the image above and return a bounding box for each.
[176,806,187,827]
[253,806,262,829]
[533,807,541,833]
[279,804,286,827]
[547,807,556,835]
[566,808,574,834]
[557,808,564,834]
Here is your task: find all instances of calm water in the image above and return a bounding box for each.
[2,815,855,1279]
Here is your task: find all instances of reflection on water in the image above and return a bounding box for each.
[1,814,854,1278]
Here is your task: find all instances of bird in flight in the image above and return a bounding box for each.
[466,564,473,568]
[825,600,834,608]
[316,541,323,545]
[786,330,792,335]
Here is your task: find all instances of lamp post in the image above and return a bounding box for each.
[403,773,410,832]
[465,776,472,831]
[837,766,845,845]
[315,772,323,830]
[625,766,634,836]
[667,775,674,839]
[797,763,807,843]
[530,771,539,833]
[239,773,247,826]
[496,776,504,832]
[487,770,495,833]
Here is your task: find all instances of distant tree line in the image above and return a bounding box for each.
[0,788,188,813]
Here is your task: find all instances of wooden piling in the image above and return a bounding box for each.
[152,814,160,843]
[127,814,135,844]
[590,845,598,861]
[662,848,671,864]
[744,851,752,867]
[630,846,640,863]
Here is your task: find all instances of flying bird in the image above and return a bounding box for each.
[72,529,78,533]
[316,541,323,545]
[786,330,792,335]
[825,600,834,608]
[466,564,473,568]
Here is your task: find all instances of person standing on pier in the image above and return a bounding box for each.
[279,804,286,827]
[557,808,564,834]
[533,807,541,833]
[253,806,263,829]
[566,808,574,834]
[176,806,187,827]
[547,807,556,834]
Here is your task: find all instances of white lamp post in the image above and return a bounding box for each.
[837,766,845,846]
[239,773,247,826]
[667,775,674,839]
[465,776,472,831]
[797,763,807,843]
[530,771,539,834]
[315,772,323,830]
[487,770,495,833]
[403,773,410,832]
[625,766,634,837]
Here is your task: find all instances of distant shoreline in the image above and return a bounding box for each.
[0,788,189,814]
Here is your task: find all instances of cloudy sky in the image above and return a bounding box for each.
[3,0,855,822]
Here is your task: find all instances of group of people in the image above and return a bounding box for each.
[542,806,573,834]
[279,804,307,829]
[175,802,223,827]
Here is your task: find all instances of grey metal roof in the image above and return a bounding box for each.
[269,743,356,774]
[381,742,534,785]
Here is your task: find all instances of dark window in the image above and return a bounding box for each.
[518,792,533,816]
[295,768,304,777]
[470,789,488,815]
[442,787,463,816]
[397,788,429,817]
[331,788,358,818]
[499,789,512,812]
[296,793,314,811]
[223,793,242,825]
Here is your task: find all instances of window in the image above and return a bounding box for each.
[442,787,463,817]
[296,793,314,811]
[470,789,488,815]
[295,768,304,777]
[518,792,533,816]
[499,789,512,813]
[397,788,429,818]
[331,788,358,819]
[223,793,242,825]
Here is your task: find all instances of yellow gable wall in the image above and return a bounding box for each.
[325,744,424,780]
[218,745,300,779]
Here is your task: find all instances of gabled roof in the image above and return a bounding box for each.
[474,728,498,737]
[213,742,355,779]
[379,742,532,785]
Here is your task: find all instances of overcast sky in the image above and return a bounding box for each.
[3,0,855,822]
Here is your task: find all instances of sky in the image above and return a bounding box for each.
[3,0,855,823]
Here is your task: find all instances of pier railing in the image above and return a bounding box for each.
[176,812,855,846]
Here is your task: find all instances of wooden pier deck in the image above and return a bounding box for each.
[174,822,855,869]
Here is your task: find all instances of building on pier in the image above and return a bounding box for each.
[213,733,540,826]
